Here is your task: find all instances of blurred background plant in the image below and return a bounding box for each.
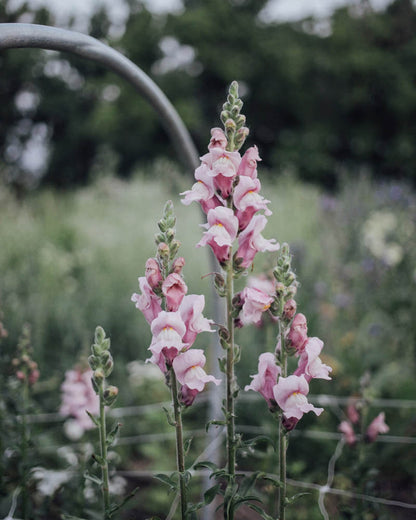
[1,0,416,518]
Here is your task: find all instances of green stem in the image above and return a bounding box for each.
[98,384,110,518]
[225,257,236,478]
[21,378,29,520]
[278,309,288,520]
[170,368,187,520]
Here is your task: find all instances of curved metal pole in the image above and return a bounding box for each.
[0,23,199,172]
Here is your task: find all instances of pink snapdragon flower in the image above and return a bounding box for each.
[59,367,99,434]
[237,145,261,179]
[131,277,162,324]
[180,164,222,214]
[347,401,360,424]
[366,412,389,442]
[245,352,281,409]
[236,214,280,268]
[201,148,241,197]
[273,374,323,421]
[172,349,221,406]
[287,313,308,352]
[233,176,272,230]
[338,421,357,445]
[247,275,276,296]
[208,127,228,150]
[294,337,332,382]
[238,287,274,326]
[197,206,239,263]
[162,273,188,311]
[148,311,186,371]
[179,294,214,347]
[145,258,162,290]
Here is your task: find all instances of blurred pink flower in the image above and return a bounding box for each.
[148,311,186,371]
[339,421,357,445]
[294,337,332,382]
[347,401,360,424]
[131,277,162,324]
[238,287,274,326]
[179,294,214,347]
[162,273,188,311]
[236,215,280,268]
[245,352,280,409]
[366,412,389,442]
[59,368,99,434]
[287,313,308,352]
[197,206,239,264]
[237,145,261,179]
[273,374,323,421]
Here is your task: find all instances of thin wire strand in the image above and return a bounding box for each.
[318,439,345,519]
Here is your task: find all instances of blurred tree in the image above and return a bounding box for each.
[2,0,416,189]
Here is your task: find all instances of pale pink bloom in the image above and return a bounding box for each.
[208,127,228,150]
[145,258,162,290]
[366,412,389,442]
[148,311,186,371]
[247,275,276,296]
[162,273,188,311]
[181,164,222,213]
[201,148,241,197]
[233,175,272,230]
[273,374,323,421]
[59,368,99,433]
[294,337,332,382]
[237,145,261,179]
[236,215,280,268]
[197,206,239,263]
[179,294,214,347]
[173,349,221,406]
[131,277,162,324]
[287,313,308,352]
[347,402,360,424]
[338,421,357,445]
[245,352,281,409]
[239,287,274,326]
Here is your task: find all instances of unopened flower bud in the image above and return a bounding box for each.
[93,368,105,385]
[275,282,285,296]
[157,242,170,259]
[104,357,114,377]
[95,326,105,344]
[88,355,99,370]
[169,240,180,259]
[171,257,185,274]
[103,385,119,406]
[283,299,297,320]
[214,273,226,296]
[29,368,40,385]
[145,257,162,289]
[284,272,296,286]
[225,118,236,133]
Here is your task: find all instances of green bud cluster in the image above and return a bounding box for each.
[155,200,181,276]
[88,326,118,407]
[221,81,249,152]
[270,244,299,315]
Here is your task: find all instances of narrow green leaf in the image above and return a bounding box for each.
[108,486,139,515]
[162,406,176,427]
[106,422,122,447]
[285,492,309,506]
[83,470,102,486]
[193,460,218,472]
[203,484,221,505]
[85,410,99,426]
[91,453,105,466]
[247,503,275,520]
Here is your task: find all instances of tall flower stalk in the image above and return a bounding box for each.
[132,202,220,519]
[181,81,279,518]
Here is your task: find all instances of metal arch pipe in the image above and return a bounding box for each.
[0,23,200,172]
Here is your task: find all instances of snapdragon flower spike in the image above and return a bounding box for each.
[273,374,323,423]
[173,349,221,406]
[245,352,281,410]
[294,337,332,382]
